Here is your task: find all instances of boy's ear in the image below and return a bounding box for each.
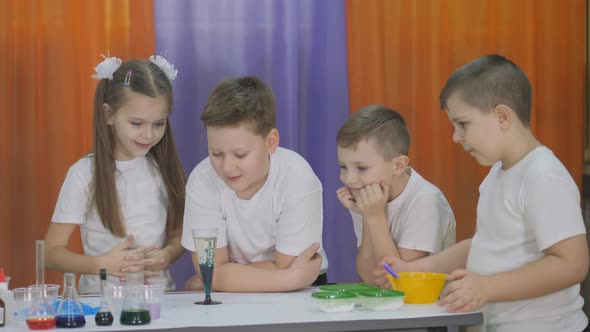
[103,103,114,125]
[265,128,280,154]
[493,104,513,129]
[392,155,409,175]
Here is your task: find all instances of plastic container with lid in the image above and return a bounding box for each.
[310,291,357,313]
[357,289,405,311]
[319,283,378,294]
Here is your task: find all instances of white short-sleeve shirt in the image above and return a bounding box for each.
[467,146,587,331]
[351,168,456,253]
[52,155,175,294]
[181,147,328,272]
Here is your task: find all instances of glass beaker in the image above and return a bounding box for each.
[55,273,85,328]
[24,287,55,330]
[192,227,221,305]
[120,273,150,325]
[144,284,164,319]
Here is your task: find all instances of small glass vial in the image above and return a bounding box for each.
[120,273,150,325]
[94,269,113,326]
[55,273,86,328]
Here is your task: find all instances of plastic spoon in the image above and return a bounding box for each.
[383,263,400,278]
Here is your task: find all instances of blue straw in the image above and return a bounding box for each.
[383,263,401,278]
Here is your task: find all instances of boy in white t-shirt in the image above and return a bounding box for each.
[181,76,326,292]
[378,54,589,331]
[336,105,456,285]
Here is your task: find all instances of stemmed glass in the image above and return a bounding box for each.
[192,228,221,305]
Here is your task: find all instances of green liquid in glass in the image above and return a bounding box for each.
[120,309,151,325]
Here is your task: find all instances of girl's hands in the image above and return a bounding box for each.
[100,235,159,279]
[143,248,168,277]
[438,269,489,312]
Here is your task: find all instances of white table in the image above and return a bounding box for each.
[4,290,483,331]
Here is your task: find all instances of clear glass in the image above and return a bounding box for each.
[144,284,164,319]
[192,227,221,305]
[120,273,150,325]
[28,283,60,318]
[14,287,39,322]
[104,285,125,323]
[55,273,86,327]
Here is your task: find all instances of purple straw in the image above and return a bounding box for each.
[383,263,401,278]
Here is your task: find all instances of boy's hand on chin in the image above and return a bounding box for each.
[336,186,361,214]
[355,182,389,219]
[438,269,488,313]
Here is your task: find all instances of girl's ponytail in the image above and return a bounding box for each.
[91,78,126,237]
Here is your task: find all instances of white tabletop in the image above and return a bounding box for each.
[4,289,483,331]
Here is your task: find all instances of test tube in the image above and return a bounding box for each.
[36,240,45,286]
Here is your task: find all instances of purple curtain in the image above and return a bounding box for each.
[154,0,358,287]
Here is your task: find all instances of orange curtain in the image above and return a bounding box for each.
[0,0,154,288]
[346,0,585,241]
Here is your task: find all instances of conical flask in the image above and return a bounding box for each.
[25,287,55,330]
[94,269,113,326]
[55,273,86,328]
[120,273,150,325]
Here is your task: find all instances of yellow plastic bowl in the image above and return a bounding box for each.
[387,272,446,304]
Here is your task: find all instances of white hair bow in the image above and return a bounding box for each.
[91,54,122,80]
[149,54,178,81]
[91,53,178,81]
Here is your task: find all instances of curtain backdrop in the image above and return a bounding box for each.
[0,0,154,288]
[1,0,585,289]
[346,0,585,242]
[153,0,355,285]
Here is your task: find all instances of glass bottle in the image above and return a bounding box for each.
[55,273,86,328]
[0,293,4,327]
[0,268,5,327]
[120,273,150,325]
[94,269,113,326]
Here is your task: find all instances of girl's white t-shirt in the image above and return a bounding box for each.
[52,156,175,294]
[351,168,456,253]
[467,146,587,331]
[181,147,328,272]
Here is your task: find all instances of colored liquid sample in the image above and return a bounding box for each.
[147,302,161,320]
[55,314,86,328]
[199,263,214,293]
[95,311,114,326]
[26,317,56,330]
[120,309,151,325]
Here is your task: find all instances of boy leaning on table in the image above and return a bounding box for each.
[181,76,328,292]
[377,54,589,332]
[335,105,456,286]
